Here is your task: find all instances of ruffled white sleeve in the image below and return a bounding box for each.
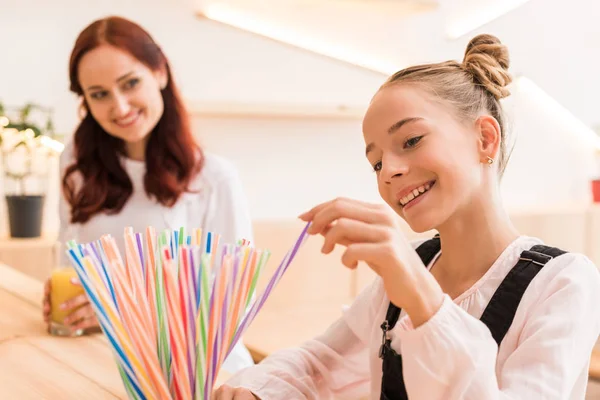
[392,253,600,399]
[223,277,386,400]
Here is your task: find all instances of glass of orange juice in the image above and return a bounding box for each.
[49,267,86,337]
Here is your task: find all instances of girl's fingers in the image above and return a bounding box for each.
[304,199,389,235]
[299,197,382,223]
[341,242,383,271]
[320,219,388,254]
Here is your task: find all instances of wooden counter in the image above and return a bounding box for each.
[0,263,229,398]
[243,300,351,362]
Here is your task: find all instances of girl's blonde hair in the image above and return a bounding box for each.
[383,34,512,175]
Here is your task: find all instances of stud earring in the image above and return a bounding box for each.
[486,156,494,165]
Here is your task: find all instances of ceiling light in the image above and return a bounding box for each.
[514,76,600,150]
[200,3,397,75]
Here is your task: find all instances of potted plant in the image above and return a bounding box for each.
[0,102,64,238]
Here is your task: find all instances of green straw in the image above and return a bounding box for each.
[156,231,171,383]
[196,252,211,400]
[245,250,271,309]
[117,364,142,400]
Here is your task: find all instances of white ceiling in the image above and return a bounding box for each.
[196,0,600,129]
[198,0,439,15]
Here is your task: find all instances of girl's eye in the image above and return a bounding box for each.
[372,161,382,173]
[404,135,423,148]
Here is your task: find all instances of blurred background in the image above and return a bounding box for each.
[1,0,600,396]
[1,0,600,229]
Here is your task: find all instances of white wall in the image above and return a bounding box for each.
[0,0,384,235]
[194,116,380,220]
[0,0,598,237]
[243,0,600,129]
[500,80,597,211]
[0,0,384,134]
[195,91,597,221]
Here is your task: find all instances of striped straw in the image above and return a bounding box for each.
[63,222,310,400]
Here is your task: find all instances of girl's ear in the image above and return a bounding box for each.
[475,115,501,164]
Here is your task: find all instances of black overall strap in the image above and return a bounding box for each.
[379,242,566,400]
[382,236,441,332]
[479,244,566,345]
[379,237,440,400]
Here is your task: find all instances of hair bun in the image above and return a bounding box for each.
[462,34,512,99]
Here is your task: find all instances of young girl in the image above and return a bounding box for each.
[41,16,255,373]
[213,34,600,398]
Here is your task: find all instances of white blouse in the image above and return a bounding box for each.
[57,140,255,373]
[225,236,600,399]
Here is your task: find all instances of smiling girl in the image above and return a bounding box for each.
[214,34,600,399]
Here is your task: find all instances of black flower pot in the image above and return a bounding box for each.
[6,195,45,238]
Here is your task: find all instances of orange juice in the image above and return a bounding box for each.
[49,267,85,337]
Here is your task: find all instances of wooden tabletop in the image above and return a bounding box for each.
[0,263,230,399]
[243,299,352,363]
[3,261,598,399]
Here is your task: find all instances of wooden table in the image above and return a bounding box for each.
[0,236,58,282]
[0,263,229,398]
[243,300,351,362]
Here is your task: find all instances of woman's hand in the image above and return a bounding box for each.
[42,278,52,327]
[42,277,100,334]
[61,277,100,333]
[212,385,260,400]
[299,197,444,327]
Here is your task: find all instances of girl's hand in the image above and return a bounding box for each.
[299,197,444,326]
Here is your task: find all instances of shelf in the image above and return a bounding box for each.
[186,100,366,120]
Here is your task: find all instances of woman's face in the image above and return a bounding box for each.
[77,44,166,151]
[362,84,493,233]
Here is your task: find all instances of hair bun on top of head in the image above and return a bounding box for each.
[462,34,512,100]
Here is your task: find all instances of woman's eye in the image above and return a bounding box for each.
[404,135,423,148]
[124,78,140,89]
[90,91,108,100]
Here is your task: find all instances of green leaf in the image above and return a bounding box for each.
[6,122,41,137]
[1,102,60,140]
[45,117,54,135]
[20,103,33,122]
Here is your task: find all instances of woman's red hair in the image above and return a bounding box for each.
[63,16,202,223]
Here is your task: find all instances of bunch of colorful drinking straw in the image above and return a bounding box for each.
[64,222,310,400]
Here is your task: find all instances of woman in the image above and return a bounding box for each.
[214,34,600,398]
[41,15,255,373]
